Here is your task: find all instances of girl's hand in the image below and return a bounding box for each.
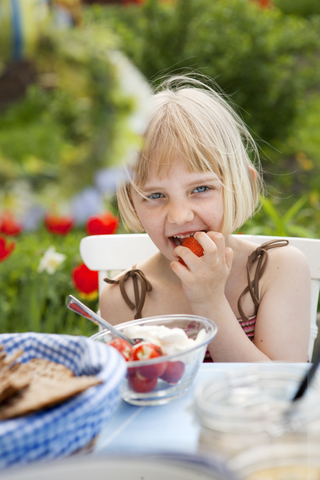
[170,232,233,309]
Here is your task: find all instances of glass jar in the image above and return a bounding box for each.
[194,364,320,460]
[230,443,320,480]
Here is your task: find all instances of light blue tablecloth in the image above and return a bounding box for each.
[95,363,307,456]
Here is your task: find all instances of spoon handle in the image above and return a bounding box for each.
[292,346,320,401]
[66,295,134,345]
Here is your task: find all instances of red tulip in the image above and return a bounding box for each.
[72,263,99,294]
[0,211,23,236]
[122,0,172,4]
[86,211,119,236]
[256,0,273,8]
[0,235,15,262]
[44,213,74,235]
[122,0,145,4]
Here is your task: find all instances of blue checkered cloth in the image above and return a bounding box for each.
[0,332,127,470]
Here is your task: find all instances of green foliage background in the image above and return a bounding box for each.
[85,0,320,144]
[274,0,320,17]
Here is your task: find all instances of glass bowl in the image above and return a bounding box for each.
[90,314,217,406]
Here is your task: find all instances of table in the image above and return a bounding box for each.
[94,363,309,456]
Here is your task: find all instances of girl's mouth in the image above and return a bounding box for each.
[170,231,207,246]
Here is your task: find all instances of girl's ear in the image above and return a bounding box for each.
[249,166,257,180]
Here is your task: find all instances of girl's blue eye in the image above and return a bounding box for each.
[148,192,164,200]
[194,186,210,193]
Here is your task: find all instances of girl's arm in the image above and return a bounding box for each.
[171,232,310,362]
[250,245,310,361]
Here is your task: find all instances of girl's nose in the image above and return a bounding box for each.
[167,202,194,225]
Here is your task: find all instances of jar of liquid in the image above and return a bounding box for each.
[230,442,320,480]
[194,364,320,460]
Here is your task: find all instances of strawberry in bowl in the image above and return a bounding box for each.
[130,343,167,380]
[127,370,158,393]
[110,341,168,392]
[160,361,185,384]
[110,340,184,392]
[109,338,133,362]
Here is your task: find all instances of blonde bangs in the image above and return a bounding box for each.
[117,75,263,234]
[133,95,223,187]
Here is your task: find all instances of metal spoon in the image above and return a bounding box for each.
[292,345,320,401]
[66,295,134,345]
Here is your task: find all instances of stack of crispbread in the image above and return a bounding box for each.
[0,345,102,421]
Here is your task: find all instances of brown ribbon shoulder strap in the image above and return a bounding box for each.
[104,269,152,320]
[237,239,289,323]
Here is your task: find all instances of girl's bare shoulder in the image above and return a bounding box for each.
[264,242,310,278]
[231,236,309,266]
[231,235,310,285]
[99,253,161,325]
[99,273,134,325]
[253,242,311,297]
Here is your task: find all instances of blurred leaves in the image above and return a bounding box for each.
[242,194,319,238]
[0,23,136,211]
[273,0,320,17]
[86,0,320,145]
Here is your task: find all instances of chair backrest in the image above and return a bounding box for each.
[80,233,320,360]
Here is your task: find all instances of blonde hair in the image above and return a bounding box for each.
[117,75,263,236]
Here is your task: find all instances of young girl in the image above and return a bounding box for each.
[100,75,311,362]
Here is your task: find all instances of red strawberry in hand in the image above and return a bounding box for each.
[178,236,204,266]
[109,338,133,361]
[131,343,167,380]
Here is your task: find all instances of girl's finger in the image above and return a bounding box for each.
[170,258,193,278]
[202,232,232,268]
[200,231,225,255]
[173,245,202,268]
[225,247,233,269]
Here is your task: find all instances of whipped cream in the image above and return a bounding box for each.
[123,325,207,356]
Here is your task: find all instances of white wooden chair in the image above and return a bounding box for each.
[80,233,320,360]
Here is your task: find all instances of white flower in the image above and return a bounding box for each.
[38,246,66,275]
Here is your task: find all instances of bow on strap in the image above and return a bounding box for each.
[104,269,153,320]
[237,239,289,323]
